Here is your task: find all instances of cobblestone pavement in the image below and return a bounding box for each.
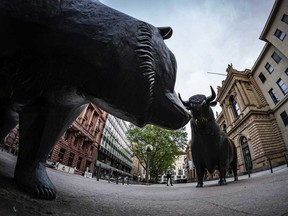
[1,151,288,216]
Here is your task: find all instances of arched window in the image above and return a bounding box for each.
[223,124,227,133]
[230,96,240,118]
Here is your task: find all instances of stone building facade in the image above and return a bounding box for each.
[1,125,19,155]
[216,65,287,173]
[186,0,288,181]
[131,156,145,182]
[253,0,288,148]
[2,103,107,176]
[184,141,195,183]
[217,0,288,174]
[48,103,107,175]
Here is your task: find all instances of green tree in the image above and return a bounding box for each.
[127,124,188,182]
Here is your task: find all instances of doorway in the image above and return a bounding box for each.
[240,136,253,171]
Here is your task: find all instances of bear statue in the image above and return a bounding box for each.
[0,0,190,199]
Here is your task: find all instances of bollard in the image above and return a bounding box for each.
[97,164,101,181]
[284,154,288,167]
[116,174,119,184]
[248,168,251,178]
[268,157,273,173]
[122,174,125,185]
[108,168,111,183]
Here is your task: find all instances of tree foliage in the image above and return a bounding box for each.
[127,124,188,182]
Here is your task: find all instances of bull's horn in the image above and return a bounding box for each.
[158,27,173,40]
[178,93,190,109]
[206,86,216,104]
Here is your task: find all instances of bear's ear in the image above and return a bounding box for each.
[158,27,173,40]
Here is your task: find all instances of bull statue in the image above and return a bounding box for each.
[0,0,191,200]
[179,86,238,187]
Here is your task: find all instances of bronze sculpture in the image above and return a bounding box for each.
[179,86,238,187]
[0,0,190,199]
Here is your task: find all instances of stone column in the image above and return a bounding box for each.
[234,81,246,111]
[236,81,249,106]
[224,103,234,128]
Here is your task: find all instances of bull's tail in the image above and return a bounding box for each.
[229,139,238,181]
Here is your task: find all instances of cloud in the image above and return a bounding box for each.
[100,0,274,137]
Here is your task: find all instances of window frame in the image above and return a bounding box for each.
[280,111,288,126]
[258,72,267,83]
[265,62,274,74]
[230,96,240,118]
[274,29,286,41]
[271,52,281,64]
[268,88,279,104]
[281,14,288,24]
[277,78,288,95]
[67,153,75,167]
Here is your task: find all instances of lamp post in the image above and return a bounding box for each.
[145,144,153,184]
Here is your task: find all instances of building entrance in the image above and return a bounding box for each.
[241,136,253,171]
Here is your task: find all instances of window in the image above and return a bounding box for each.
[230,96,240,118]
[274,29,286,41]
[89,146,94,156]
[64,131,69,141]
[277,78,288,95]
[74,137,80,147]
[271,52,281,63]
[268,88,279,104]
[240,136,253,170]
[76,157,83,169]
[67,153,75,167]
[280,111,288,126]
[58,148,66,161]
[282,14,288,24]
[265,63,274,73]
[223,124,227,133]
[258,72,266,83]
[285,68,288,76]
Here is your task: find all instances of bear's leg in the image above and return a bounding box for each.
[14,104,87,200]
[0,107,18,146]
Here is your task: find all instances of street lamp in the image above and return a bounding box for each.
[145,144,153,184]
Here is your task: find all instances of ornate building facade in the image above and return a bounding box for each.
[186,0,288,180]
[48,103,107,175]
[2,103,108,176]
[253,0,288,148]
[216,65,287,173]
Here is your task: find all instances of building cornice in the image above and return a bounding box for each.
[259,0,282,41]
[250,43,270,76]
[216,65,251,103]
[226,108,274,137]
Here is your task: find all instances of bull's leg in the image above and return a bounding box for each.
[14,104,86,200]
[218,168,227,185]
[231,146,238,181]
[0,106,19,148]
[195,167,204,187]
[231,158,238,181]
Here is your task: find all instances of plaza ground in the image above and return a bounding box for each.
[0,151,287,216]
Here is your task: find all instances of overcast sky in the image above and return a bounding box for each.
[101,0,275,136]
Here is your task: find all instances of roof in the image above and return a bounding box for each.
[259,0,282,41]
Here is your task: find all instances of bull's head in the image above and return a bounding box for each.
[178,86,217,128]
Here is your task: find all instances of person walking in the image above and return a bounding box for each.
[166,167,173,186]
